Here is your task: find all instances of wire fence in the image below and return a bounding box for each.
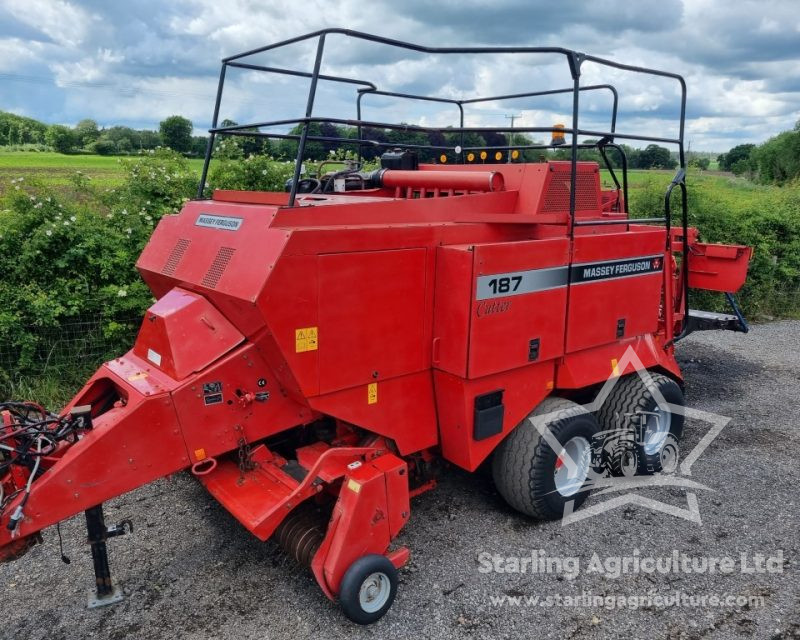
[0,315,141,378]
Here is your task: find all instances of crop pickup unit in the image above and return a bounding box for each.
[0,30,751,624]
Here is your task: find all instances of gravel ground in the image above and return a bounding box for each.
[1,321,798,640]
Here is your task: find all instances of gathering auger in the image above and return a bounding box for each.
[0,30,752,623]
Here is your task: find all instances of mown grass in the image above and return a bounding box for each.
[0,151,205,193]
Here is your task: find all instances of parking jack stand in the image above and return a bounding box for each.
[85,504,126,608]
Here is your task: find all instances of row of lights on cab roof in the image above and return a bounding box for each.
[436,123,567,164]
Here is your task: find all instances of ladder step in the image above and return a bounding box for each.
[687,309,746,332]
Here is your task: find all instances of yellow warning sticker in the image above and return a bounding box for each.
[347,479,361,493]
[367,382,378,405]
[194,448,207,461]
[127,371,149,382]
[295,326,319,353]
[611,358,620,376]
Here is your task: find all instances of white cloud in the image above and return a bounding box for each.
[51,48,123,85]
[2,0,95,47]
[0,37,47,71]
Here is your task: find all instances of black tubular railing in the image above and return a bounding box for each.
[354,84,618,164]
[197,28,689,331]
[664,168,690,341]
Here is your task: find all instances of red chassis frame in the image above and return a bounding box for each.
[0,161,750,605]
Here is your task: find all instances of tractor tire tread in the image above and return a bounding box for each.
[492,397,590,519]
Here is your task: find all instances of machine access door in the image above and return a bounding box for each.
[566,227,666,352]
[433,237,570,379]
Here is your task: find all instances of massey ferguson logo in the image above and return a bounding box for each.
[572,256,663,284]
[195,214,243,231]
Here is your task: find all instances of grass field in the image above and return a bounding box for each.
[0,150,729,194]
[0,151,205,193]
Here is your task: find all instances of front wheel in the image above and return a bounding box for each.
[339,554,398,625]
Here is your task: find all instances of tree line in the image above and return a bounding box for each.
[0,112,206,156]
[1,110,687,170]
[717,121,800,185]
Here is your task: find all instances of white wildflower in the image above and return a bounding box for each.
[45,230,52,237]
[117,288,127,297]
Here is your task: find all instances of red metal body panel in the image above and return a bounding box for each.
[137,201,290,337]
[470,238,569,377]
[308,371,438,456]
[317,249,427,393]
[566,228,666,353]
[170,343,314,463]
[434,361,554,470]
[432,246,473,377]
[132,288,244,380]
[687,242,752,292]
[556,334,682,389]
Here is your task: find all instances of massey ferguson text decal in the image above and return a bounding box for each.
[476,255,663,300]
[571,255,663,284]
[195,214,243,231]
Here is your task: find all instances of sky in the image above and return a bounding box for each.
[0,0,799,151]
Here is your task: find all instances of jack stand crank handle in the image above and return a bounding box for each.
[84,504,125,608]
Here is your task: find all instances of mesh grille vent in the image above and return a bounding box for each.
[201,247,236,289]
[541,171,599,212]
[162,238,191,276]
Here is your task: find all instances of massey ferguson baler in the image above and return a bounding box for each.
[0,30,752,624]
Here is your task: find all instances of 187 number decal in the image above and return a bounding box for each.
[487,276,522,294]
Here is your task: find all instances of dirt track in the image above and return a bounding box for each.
[1,321,798,640]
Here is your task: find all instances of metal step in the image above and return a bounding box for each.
[686,309,747,333]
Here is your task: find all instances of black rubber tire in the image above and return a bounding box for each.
[491,397,600,520]
[596,372,685,475]
[339,554,398,625]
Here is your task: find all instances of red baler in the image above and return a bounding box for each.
[0,30,751,624]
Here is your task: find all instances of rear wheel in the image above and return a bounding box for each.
[492,397,600,520]
[597,372,684,475]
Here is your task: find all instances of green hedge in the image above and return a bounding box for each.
[629,173,800,317]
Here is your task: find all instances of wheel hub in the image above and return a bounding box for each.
[642,407,672,455]
[554,436,591,497]
[359,572,391,613]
